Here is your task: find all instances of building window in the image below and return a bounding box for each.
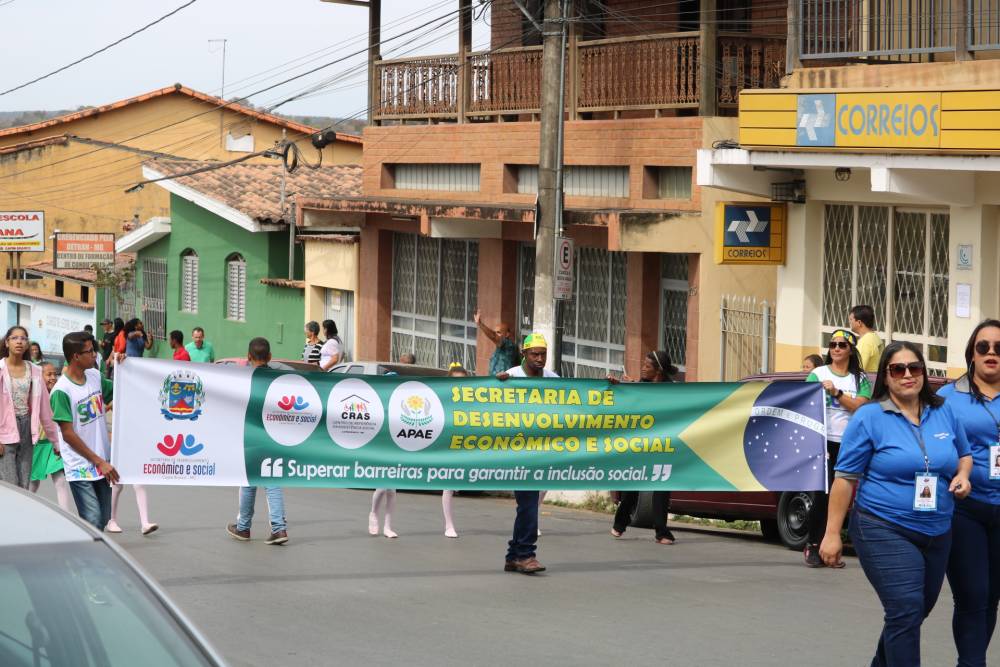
[80,286,90,303]
[649,166,693,199]
[518,244,627,378]
[181,250,199,313]
[54,280,64,298]
[141,258,167,341]
[515,165,630,198]
[661,254,689,376]
[390,233,478,371]
[226,254,247,322]
[822,204,949,375]
[391,164,480,192]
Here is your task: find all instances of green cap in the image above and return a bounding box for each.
[522,333,548,350]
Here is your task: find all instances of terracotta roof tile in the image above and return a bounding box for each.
[0,84,362,145]
[145,160,362,224]
[259,278,305,288]
[0,134,69,156]
[24,253,135,284]
[0,284,95,310]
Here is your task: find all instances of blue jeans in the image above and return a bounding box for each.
[850,509,952,667]
[70,479,112,531]
[506,491,539,561]
[237,486,286,533]
[947,497,1000,667]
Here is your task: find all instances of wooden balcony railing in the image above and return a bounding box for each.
[372,32,786,122]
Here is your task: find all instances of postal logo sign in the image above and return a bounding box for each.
[796,92,941,149]
[716,203,785,266]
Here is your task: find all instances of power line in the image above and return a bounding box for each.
[0,0,199,97]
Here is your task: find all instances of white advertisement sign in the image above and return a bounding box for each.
[0,211,45,252]
[554,236,574,300]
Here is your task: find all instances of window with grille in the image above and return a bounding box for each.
[180,250,199,313]
[141,258,167,341]
[226,254,247,322]
[661,254,688,376]
[515,165,630,198]
[518,244,627,378]
[821,205,949,375]
[390,233,478,371]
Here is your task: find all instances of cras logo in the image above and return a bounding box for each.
[159,370,205,421]
[156,433,205,457]
[387,381,444,451]
[262,375,323,447]
[277,395,310,411]
[326,378,384,449]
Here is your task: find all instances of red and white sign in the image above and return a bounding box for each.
[0,211,44,252]
[53,232,115,269]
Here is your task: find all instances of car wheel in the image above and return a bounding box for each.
[629,492,655,529]
[776,491,814,550]
[760,519,781,542]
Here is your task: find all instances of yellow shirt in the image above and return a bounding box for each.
[856,331,884,372]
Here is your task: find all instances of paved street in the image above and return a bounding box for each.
[39,485,993,666]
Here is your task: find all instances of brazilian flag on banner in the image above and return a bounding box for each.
[113,360,828,492]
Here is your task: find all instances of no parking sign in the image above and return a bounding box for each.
[554,236,574,300]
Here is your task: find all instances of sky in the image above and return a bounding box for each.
[0,0,492,118]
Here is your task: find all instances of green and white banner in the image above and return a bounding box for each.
[112,359,828,491]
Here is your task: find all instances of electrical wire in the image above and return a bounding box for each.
[0,0,199,97]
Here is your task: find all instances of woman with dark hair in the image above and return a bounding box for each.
[939,319,1000,666]
[803,328,872,567]
[319,319,343,371]
[28,341,43,365]
[0,326,61,489]
[801,354,824,372]
[610,350,678,545]
[820,341,972,666]
[123,318,152,358]
[303,321,322,365]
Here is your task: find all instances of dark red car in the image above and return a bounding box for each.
[629,371,950,549]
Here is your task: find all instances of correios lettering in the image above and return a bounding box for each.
[837,103,939,139]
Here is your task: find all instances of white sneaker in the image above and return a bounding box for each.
[105,520,122,533]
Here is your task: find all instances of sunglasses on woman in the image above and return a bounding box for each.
[886,362,925,379]
[974,340,1000,356]
[829,341,851,350]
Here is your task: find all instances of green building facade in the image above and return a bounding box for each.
[106,194,305,361]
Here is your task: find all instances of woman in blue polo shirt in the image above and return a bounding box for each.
[820,341,972,666]
[939,319,1000,667]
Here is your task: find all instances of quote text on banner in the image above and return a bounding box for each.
[112,359,828,491]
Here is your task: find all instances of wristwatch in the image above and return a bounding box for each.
[836,389,844,399]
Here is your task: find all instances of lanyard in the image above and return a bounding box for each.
[906,417,931,473]
[981,400,1000,441]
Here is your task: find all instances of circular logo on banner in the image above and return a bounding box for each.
[326,378,384,449]
[261,375,323,447]
[387,381,444,451]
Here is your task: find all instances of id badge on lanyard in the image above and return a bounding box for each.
[908,422,938,512]
[983,403,1000,480]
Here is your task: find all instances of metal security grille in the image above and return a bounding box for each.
[970,0,1000,50]
[661,254,688,375]
[390,233,478,371]
[141,258,167,341]
[657,167,693,200]
[720,295,775,381]
[516,165,630,198]
[394,164,480,192]
[181,251,199,313]
[821,204,949,375]
[226,255,247,322]
[518,244,626,378]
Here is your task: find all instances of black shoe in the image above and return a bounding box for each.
[804,544,824,568]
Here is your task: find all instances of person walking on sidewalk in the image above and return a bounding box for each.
[610,350,678,545]
[0,327,61,490]
[803,328,872,567]
[28,361,73,511]
[227,337,288,545]
[50,332,119,531]
[850,305,884,373]
[474,309,518,376]
[496,333,559,574]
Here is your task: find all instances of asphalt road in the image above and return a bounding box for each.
[41,485,994,666]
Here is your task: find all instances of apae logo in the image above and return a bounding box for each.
[387,381,444,451]
[262,375,323,446]
[326,378,384,449]
[159,370,205,421]
[260,457,285,477]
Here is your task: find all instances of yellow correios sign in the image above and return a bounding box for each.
[714,203,786,266]
[740,89,1000,151]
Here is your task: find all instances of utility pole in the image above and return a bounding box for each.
[209,38,228,145]
[533,0,568,373]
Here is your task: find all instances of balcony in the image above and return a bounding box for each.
[372,31,786,123]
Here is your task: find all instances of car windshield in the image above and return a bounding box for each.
[0,543,213,667]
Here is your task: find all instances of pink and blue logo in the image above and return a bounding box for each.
[277,395,310,411]
[156,433,205,457]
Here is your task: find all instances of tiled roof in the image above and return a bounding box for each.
[297,234,358,244]
[0,284,95,310]
[145,160,362,224]
[0,134,69,156]
[24,253,135,284]
[259,278,305,289]
[0,84,362,145]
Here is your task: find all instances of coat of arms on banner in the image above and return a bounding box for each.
[159,370,206,421]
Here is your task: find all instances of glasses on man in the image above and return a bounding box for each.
[829,341,851,350]
[974,340,1000,356]
[887,362,925,379]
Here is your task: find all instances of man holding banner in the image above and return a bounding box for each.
[497,333,559,575]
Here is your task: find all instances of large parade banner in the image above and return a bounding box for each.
[112,359,829,491]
